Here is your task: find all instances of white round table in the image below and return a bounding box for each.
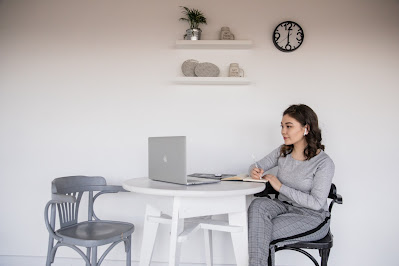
[123,177,265,266]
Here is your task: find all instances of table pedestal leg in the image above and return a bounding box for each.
[140,205,161,266]
[204,229,213,266]
[169,198,183,266]
[229,211,249,266]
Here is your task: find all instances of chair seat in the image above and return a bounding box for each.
[283,231,333,250]
[56,220,134,247]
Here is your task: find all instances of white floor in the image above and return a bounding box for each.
[0,256,294,266]
[0,256,237,266]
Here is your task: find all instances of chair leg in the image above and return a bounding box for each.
[267,253,272,266]
[92,247,98,266]
[320,248,330,266]
[46,236,54,266]
[126,235,132,266]
[86,247,91,266]
[49,241,62,265]
[46,205,57,266]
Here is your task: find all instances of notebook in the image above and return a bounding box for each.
[148,136,220,185]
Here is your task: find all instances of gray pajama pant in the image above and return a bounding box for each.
[248,197,330,266]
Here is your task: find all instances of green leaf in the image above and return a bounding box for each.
[179,6,207,29]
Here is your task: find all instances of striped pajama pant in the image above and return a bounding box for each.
[248,197,330,266]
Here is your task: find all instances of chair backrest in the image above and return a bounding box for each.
[51,176,107,228]
[327,183,343,212]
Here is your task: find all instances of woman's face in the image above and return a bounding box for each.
[281,114,307,146]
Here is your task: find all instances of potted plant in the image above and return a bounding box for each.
[179,6,207,40]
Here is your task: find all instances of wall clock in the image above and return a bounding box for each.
[273,21,304,52]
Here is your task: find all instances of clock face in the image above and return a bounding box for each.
[273,21,304,52]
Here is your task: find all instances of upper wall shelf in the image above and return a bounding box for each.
[175,40,253,49]
[174,77,251,85]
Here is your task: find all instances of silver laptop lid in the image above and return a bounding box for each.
[148,136,187,185]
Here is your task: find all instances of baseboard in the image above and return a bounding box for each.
[0,255,238,266]
[0,255,293,266]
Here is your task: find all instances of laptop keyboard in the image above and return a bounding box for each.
[187,178,206,185]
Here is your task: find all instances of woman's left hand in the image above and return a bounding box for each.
[263,174,282,192]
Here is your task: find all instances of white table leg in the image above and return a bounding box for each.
[169,198,183,266]
[229,211,249,266]
[203,229,213,266]
[140,204,161,266]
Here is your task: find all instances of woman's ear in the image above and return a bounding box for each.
[304,125,310,136]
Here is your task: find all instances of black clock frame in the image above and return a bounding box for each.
[273,21,304,52]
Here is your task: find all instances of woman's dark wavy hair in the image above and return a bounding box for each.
[280,104,325,160]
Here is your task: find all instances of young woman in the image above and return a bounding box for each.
[248,104,335,266]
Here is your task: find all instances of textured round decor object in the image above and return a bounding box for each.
[181,59,199,77]
[194,62,220,77]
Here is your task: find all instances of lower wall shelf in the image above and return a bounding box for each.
[174,77,251,85]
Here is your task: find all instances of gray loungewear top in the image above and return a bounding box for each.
[249,146,335,211]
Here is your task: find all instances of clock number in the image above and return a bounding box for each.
[274,32,281,42]
[284,22,293,31]
[296,31,303,43]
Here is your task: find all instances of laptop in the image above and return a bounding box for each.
[148,136,220,185]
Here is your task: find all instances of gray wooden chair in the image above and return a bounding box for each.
[44,176,135,266]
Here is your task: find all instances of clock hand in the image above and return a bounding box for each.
[278,33,292,44]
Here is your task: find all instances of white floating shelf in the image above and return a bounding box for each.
[174,77,251,85]
[175,40,253,49]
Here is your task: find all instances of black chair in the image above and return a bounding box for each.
[44,176,135,266]
[254,183,343,266]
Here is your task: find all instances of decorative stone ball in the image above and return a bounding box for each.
[194,62,220,77]
[181,59,199,77]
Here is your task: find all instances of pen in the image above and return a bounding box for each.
[251,154,259,169]
[252,154,263,179]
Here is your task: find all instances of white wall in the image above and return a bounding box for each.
[1,0,398,265]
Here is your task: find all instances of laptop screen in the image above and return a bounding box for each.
[148,136,187,184]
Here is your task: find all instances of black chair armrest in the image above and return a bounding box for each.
[328,183,343,205]
[334,193,343,204]
[328,184,343,212]
[254,182,279,198]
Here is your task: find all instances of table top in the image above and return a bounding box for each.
[122,177,265,197]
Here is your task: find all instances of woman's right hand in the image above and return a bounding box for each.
[251,167,264,180]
